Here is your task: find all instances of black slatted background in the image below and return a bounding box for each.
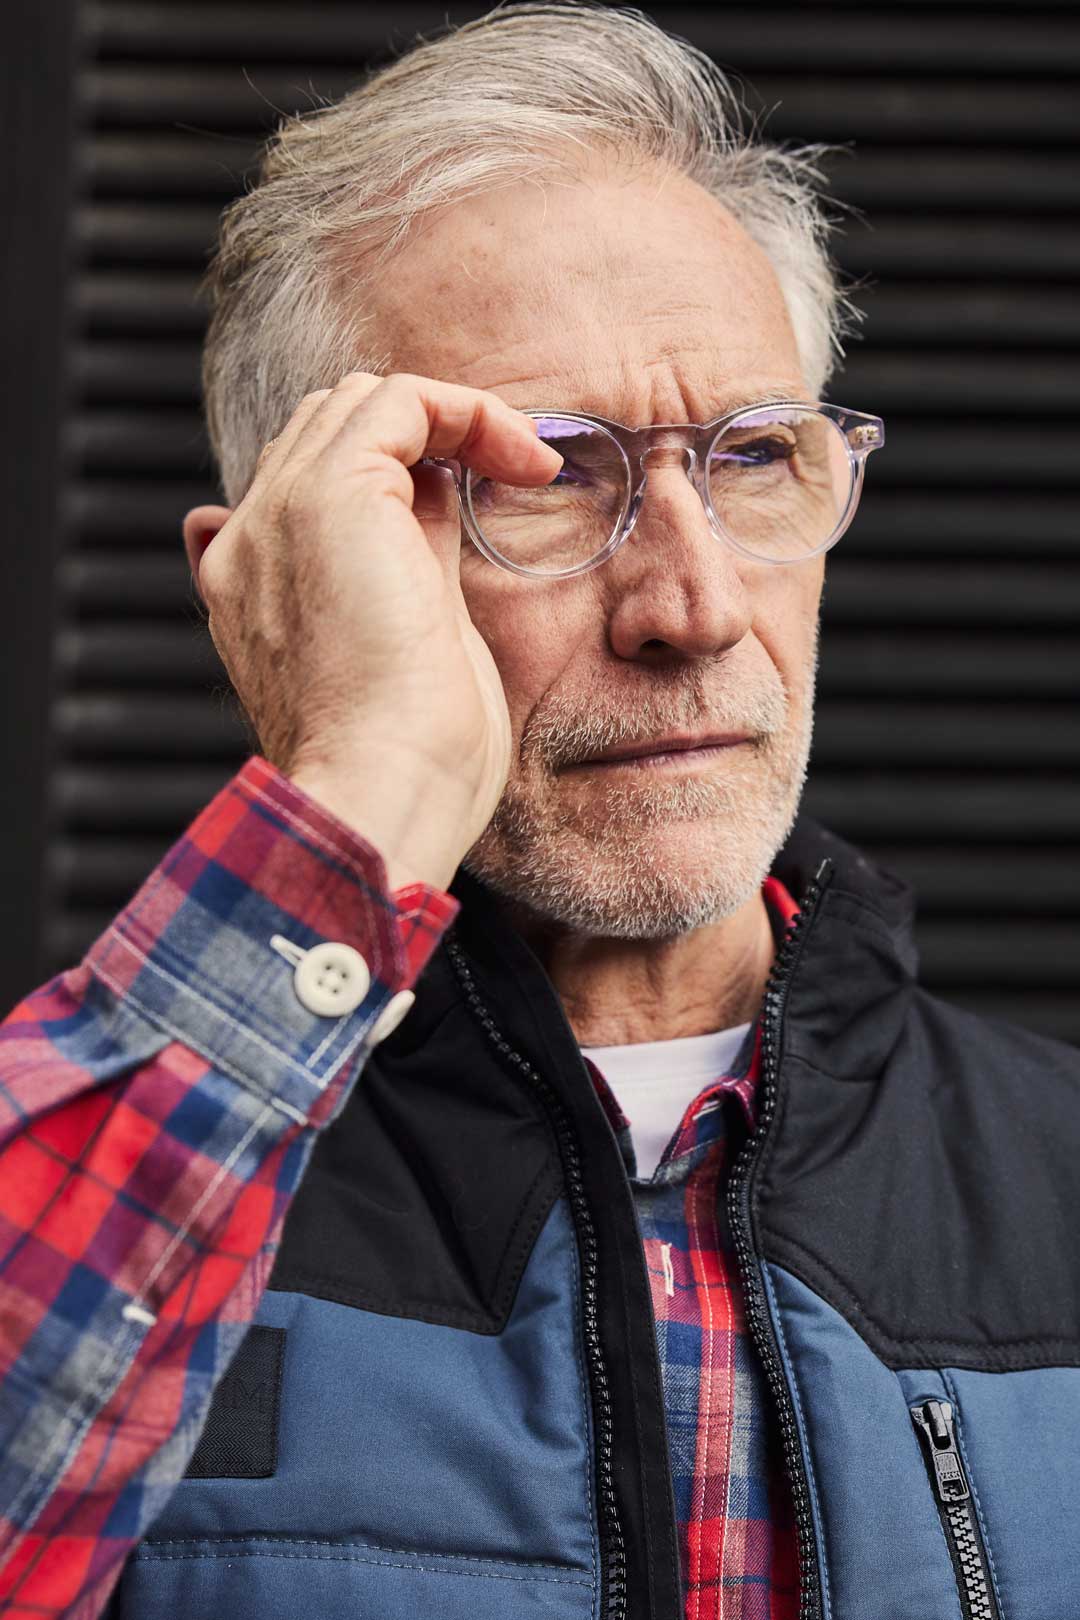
[6,2,1079,1037]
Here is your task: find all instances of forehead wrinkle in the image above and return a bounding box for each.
[470,304,804,426]
[383,257,804,425]
[438,305,810,421]
[503,367,809,428]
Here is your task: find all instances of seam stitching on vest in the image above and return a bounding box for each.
[135,1545,592,1584]
[490,1161,562,1319]
[766,1231,1080,1358]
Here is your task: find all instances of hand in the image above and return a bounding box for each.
[194,371,563,888]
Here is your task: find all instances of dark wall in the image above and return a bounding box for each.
[4,1,1079,1039]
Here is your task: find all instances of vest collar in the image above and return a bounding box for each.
[432,810,920,1099]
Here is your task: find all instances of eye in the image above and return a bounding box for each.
[718,435,796,467]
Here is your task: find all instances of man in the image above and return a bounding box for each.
[0,5,1076,1618]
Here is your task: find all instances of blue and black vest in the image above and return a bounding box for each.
[109,813,1080,1620]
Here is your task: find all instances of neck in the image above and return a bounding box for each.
[501,886,776,1048]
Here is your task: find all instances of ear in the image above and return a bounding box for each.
[182,504,233,602]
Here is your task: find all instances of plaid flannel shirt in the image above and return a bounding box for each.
[584,873,801,1620]
[0,756,798,1619]
[0,756,457,1617]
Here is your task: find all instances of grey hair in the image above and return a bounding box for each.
[200,0,867,508]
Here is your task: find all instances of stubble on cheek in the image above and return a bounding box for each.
[461,621,819,935]
[463,747,792,941]
[528,720,786,826]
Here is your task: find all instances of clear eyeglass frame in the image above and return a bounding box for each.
[421,400,885,579]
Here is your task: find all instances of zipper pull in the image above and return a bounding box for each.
[910,1399,970,1503]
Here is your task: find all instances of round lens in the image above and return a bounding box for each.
[465,416,629,575]
[706,407,853,561]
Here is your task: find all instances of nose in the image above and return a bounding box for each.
[606,446,751,663]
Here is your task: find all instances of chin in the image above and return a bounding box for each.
[463,805,782,943]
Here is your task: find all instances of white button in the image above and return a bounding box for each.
[369,990,415,1045]
[293,942,371,1016]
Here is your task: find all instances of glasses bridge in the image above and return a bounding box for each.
[637,443,699,475]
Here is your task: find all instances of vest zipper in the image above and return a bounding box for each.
[909,1399,1002,1620]
[444,935,629,1620]
[725,855,834,1620]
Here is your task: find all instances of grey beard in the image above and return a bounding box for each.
[461,648,817,943]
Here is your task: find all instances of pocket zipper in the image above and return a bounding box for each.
[909,1399,1001,1620]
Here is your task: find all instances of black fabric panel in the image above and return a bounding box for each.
[267,985,564,1333]
[184,1325,286,1478]
[753,818,1080,1372]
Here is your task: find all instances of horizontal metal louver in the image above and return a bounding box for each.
[11,1,1079,1044]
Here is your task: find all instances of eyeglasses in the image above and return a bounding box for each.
[422,400,884,578]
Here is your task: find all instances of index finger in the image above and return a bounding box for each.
[331,372,564,486]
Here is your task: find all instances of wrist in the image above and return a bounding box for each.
[287,758,471,893]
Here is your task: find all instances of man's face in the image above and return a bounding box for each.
[370,154,823,940]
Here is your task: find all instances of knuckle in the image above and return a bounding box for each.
[457,398,491,458]
[336,369,380,391]
[197,546,227,605]
[380,371,418,395]
[339,444,409,496]
[296,389,332,418]
[367,454,414,498]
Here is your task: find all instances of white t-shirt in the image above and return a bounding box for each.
[580,1022,753,1179]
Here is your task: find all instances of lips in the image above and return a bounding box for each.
[575,732,752,766]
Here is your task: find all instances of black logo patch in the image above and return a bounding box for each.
[184,1324,286,1479]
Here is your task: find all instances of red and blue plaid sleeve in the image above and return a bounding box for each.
[0,754,459,1619]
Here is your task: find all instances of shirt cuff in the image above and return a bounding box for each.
[84,755,460,1127]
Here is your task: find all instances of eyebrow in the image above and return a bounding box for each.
[521,385,814,428]
[706,386,812,419]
